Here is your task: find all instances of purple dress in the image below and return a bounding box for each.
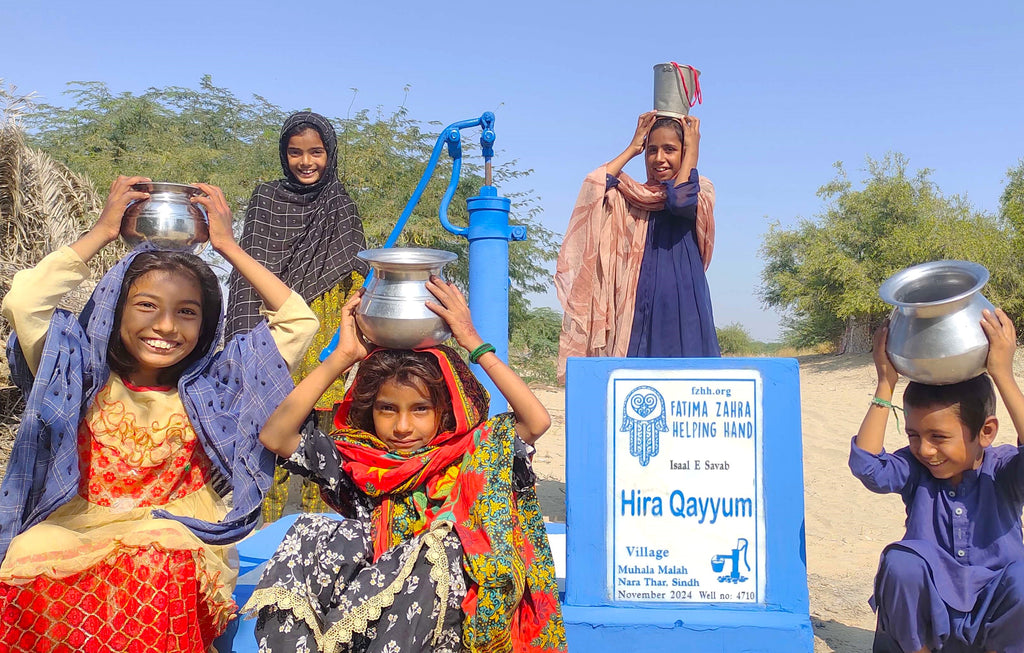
[849,438,1024,652]
[608,169,720,358]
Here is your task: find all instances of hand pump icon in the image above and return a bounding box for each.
[711,538,750,584]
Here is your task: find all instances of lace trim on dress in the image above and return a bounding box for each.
[242,519,455,653]
[424,525,452,645]
[241,585,327,642]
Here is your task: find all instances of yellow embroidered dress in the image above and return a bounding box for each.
[262,273,363,521]
[0,376,236,649]
[0,247,318,651]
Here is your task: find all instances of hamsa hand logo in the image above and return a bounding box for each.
[621,385,668,466]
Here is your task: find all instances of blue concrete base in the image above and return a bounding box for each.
[564,358,813,653]
[564,605,813,651]
[214,514,304,653]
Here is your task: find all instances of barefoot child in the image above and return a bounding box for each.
[247,278,566,652]
[0,177,318,649]
[852,309,1024,653]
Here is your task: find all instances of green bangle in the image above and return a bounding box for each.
[871,396,904,430]
[870,396,895,409]
[469,343,496,364]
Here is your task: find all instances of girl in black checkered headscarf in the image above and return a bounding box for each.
[227,111,369,521]
[226,112,367,338]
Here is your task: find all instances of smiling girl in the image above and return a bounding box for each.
[555,110,718,380]
[0,176,318,650]
[227,111,369,522]
[245,279,566,652]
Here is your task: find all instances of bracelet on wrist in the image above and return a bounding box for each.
[468,343,496,364]
[870,396,904,430]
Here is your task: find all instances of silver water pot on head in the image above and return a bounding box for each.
[120,182,209,252]
[356,248,459,349]
[880,260,995,385]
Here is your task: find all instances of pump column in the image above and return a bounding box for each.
[465,185,526,415]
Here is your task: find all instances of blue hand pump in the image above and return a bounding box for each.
[320,112,525,415]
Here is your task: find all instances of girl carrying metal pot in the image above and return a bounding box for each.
[555,109,719,381]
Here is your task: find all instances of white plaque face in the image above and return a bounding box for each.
[608,369,766,604]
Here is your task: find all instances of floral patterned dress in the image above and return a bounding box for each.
[243,346,566,653]
[262,273,365,523]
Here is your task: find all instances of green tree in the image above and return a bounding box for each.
[25,78,558,346]
[27,77,284,209]
[1001,159,1024,239]
[716,322,755,356]
[759,154,1020,351]
[508,306,562,384]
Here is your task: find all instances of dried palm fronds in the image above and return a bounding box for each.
[0,81,124,472]
[0,357,17,478]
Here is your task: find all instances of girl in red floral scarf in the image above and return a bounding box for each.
[246,278,566,653]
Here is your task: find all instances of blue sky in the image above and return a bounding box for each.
[3,0,1022,341]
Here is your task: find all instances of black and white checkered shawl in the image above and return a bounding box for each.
[225,112,367,339]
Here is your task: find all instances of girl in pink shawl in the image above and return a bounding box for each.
[555,111,718,381]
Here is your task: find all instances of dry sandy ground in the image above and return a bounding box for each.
[527,354,1024,653]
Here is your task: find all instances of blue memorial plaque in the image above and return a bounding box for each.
[609,369,765,604]
[563,358,812,651]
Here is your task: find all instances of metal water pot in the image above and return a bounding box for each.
[356,248,458,349]
[121,182,209,251]
[879,260,995,385]
[653,62,701,118]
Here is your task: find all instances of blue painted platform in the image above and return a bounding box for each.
[213,513,302,652]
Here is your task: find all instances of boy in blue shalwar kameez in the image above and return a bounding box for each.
[851,308,1024,653]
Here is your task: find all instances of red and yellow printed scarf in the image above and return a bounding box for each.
[331,346,566,652]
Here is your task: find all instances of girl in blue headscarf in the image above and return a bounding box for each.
[0,177,318,650]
